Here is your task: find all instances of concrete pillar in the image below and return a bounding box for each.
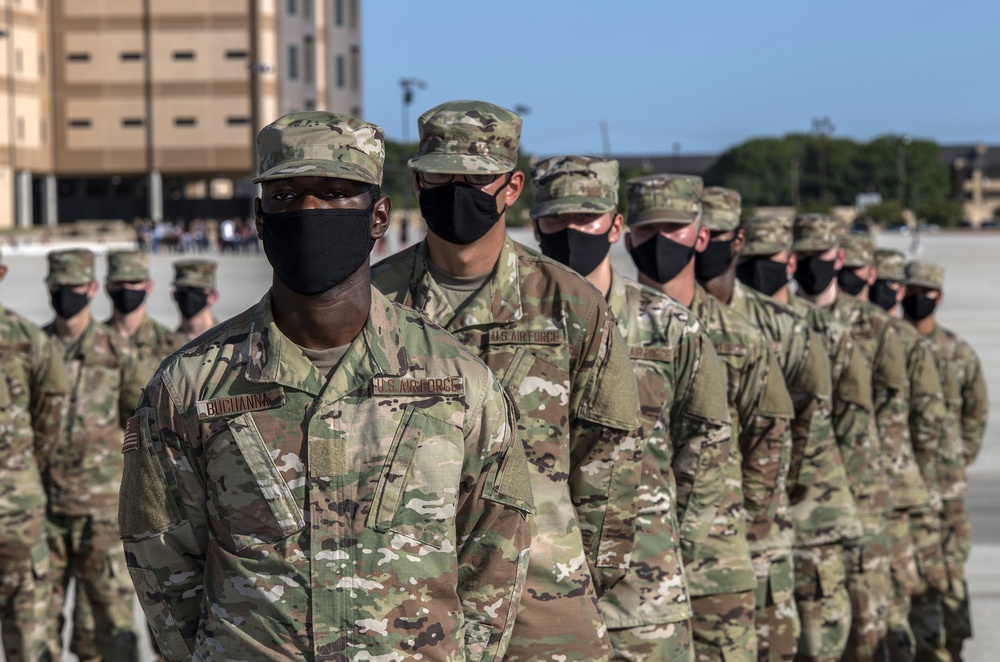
[43,173,57,227]
[148,169,162,222]
[16,169,32,228]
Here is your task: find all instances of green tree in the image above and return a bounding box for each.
[917,199,963,227]
[859,200,905,226]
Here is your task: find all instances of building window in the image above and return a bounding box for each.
[174,117,196,127]
[335,54,344,88]
[40,118,46,143]
[173,51,195,60]
[38,52,45,75]
[67,52,90,62]
[288,45,298,80]
[349,45,359,91]
[121,52,142,61]
[68,118,92,128]
[122,118,144,127]
[226,117,249,125]
[304,0,312,18]
[349,0,358,28]
[334,0,343,25]
[303,35,314,83]
[225,49,247,59]
[287,0,296,14]
[304,99,316,110]
[17,117,24,140]
[15,49,22,73]
[350,105,361,118]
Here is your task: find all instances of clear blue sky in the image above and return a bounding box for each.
[361,1,999,157]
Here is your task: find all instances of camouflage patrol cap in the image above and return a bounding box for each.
[874,248,906,281]
[904,260,945,290]
[792,213,840,252]
[741,215,793,257]
[625,174,703,228]
[253,111,384,185]
[46,249,95,285]
[841,233,874,268]
[106,249,149,282]
[408,100,521,174]
[701,187,742,231]
[529,156,618,218]
[172,259,217,290]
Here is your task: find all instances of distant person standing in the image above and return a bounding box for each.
[171,259,220,341]
[0,247,69,662]
[42,249,143,661]
[104,249,185,382]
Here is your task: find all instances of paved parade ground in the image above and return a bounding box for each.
[0,227,997,660]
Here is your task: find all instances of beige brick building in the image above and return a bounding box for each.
[0,0,362,228]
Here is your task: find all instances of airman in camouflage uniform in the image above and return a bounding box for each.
[530,155,734,662]
[792,216,900,661]
[172,258,220,341]
[122,111,536,660]
[696,190,801,662]
[750,215,874,661]
[623,174,794,662]
[104,249,186,383]
[842,240,948,660]
[0,248,69,662]
[42,249,143,661]
[736,214,866,662]
[373,102,643,661]
[903,260,988,662]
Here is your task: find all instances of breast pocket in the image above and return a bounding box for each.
[365,406,463,550]
[204,412,306,552]
[490,347,571,478]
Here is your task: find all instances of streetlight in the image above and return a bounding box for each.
[897,134,912,208]
[514,104,530,116]
[399,78,426,144]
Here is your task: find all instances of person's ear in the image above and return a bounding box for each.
[732,228,746,254]
[786,254,797,278]
[371,194,392,240]
[501,170,525,211]
[608,212,624,244]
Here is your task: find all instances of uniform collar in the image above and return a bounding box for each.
[408,235,523,331]
[242,287,408,398]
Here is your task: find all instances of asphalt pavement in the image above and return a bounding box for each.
[0,226,996,660]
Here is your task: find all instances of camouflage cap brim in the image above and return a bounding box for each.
[406,151,514,175]
[740,240,789,257]
[253,158,379,185]
[904,275,941,290]
[791,237,837,253]
[46,274,92,286]
[627,209,699,228]
[530,195,616,219]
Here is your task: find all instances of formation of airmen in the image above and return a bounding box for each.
[0,99,988,662]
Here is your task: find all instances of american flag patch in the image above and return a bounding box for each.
[122,417,139,454]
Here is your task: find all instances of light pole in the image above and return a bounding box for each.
[399,78,426,144]
[897,134,912,208]
[811,116,835,202]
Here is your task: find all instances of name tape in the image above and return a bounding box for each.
[196,388,285,420]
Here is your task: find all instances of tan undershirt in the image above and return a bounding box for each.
[426,258,493,318]
[298,343,351,379]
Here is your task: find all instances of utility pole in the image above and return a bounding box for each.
[811,116,835,203]
[399,78,426,144]
[897,134,911,208]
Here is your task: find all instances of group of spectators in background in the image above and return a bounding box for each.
[133,216,261,254]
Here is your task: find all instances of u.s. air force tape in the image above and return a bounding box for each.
[488,329,562,345]
[196,387,285,420]
[372,377,464,396]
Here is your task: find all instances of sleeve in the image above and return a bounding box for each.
[829,334,876,490]
[118,346,146,429]
[785,330,834,497]
[960,346,989,466]
[871,326,909,478]
[568,300,643,584]
[739,347,794,549]
[671,330,732,544]
[456,377,534,661]
[908,340,946,506]
[119,371,207,659]
[28,333,69,471]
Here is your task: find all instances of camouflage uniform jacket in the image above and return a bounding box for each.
[372,236,641,656]
[924,324,988,502]
[601,269,732,626]
[689,285,794,585]
[43,317,141,517]
[729,281,862,547]
[0,305,68,517]
[120,288,536,661]
[787,292,873,543]
[827,295,899,525]
[890,319,944,511]
[107,314,186,386]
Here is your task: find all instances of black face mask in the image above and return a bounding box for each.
[418,179,508,245]
[175,288,210,319]
[50,287,90,319]
[902,293,937,321]
[869,279,899,312]
[628,234,696,285]
[536,225,612,276]
[795,256,837,295]
[261,202,376,296]
[109,288,147,314]
[837,269,868,297]
[736,257,789,297]
[694,238,735,282]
